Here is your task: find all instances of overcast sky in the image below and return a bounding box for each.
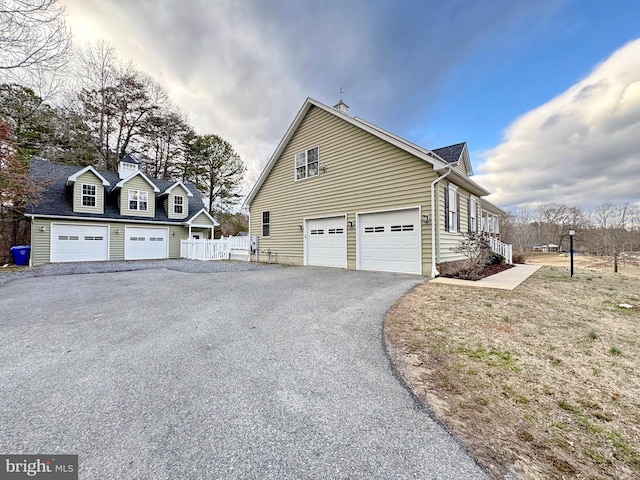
[60,0,640,210]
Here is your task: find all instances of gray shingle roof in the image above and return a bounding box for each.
[27,158,205,223]
[432,142,466,164]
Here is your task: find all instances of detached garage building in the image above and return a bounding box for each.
[244,98,509,277]
[26,156,218,266]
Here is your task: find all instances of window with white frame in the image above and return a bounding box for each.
[262,211,270,237]
[445,185,459,233]
[295,146,319,180]
[469,197,478,233]
[82,184,96,207]
[173,195,184,214]
[128,189,148,211]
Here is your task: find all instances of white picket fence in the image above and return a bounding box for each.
[488,236,513,265]
[180,236,250,261]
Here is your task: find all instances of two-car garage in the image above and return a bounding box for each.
[50,224,169,262]
[304,208,421,275]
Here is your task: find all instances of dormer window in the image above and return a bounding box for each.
[82,184,96,207]
[173,195,184,214]
[129,190,148,211]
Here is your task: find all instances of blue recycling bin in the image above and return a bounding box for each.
[10,245,31,266]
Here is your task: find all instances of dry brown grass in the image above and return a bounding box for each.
[385,258,640,479]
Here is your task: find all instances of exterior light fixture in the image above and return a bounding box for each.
[115,228,120,234]
[422,214,430,223]
[298,225,303,231]
[347,221,354,228]
[171,231,176,236]
[39,226,46,232]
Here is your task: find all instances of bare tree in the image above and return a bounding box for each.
[0,0,71,82]
[501,207,535,259]
[591,203,637,273]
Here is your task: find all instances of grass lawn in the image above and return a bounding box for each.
[385,257,640,479]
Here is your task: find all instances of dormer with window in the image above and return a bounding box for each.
[66,165,110,214]
[114,171,160,218]
[161,181,193,220]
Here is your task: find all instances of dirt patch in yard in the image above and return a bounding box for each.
[385,264,640,479]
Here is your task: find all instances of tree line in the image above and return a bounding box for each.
[0,40,245,207]
[501,202,640,272]
[1,1,247,260]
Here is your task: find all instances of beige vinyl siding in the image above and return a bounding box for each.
[73,171,104,214]
[167,185,189,220]
[250,105,437,272]
[436,181,474,263]
[452,161,468,177]
[119,176,156,217]
[190,212,214,225]
[30,217,189,265]
[31,218,51,265]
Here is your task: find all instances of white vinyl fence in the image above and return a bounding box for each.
[180,236,250,261]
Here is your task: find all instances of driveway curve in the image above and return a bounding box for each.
[0,266,488,479]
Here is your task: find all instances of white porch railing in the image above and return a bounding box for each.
[180,236,250,261]
[488,236,513,265]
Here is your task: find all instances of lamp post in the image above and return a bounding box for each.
[569,229,575,278]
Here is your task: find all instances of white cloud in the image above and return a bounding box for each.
[476,38,640,210]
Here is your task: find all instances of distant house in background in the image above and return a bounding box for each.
[245,97,511,276]
[530,243,560,253]
[26,156,218,265]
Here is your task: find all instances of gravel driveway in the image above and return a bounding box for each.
[0,264,488,479]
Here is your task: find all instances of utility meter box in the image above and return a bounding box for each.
[251,235,259,252]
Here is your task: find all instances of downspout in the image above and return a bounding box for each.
[430,165,453,277]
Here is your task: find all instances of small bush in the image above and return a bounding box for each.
[487,251,505,265]
[512,252,528,264]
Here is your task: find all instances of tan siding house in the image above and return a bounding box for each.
[246,98,510,276]
[26,156,218,265]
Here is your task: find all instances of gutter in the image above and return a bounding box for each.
[430,165,453,277]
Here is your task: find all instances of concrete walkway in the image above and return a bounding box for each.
[430,264,542,290]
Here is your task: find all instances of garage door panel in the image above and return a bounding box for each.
[306,217,346,268]
[125,227,168,260]
[51,224,109,263]
[358,209,420,274]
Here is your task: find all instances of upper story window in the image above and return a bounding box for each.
[82,184,96,207]
[262,211,270,237]
[129,189,148,211]
[295,146,319,180]
[173,195,184,214]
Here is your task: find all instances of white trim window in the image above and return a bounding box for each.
[82,184,96,207]
[444,184,459,233]
[173,195,184,214]
[295,146,319,180]
[128,189,148,211]
[468,196,478,233]
[262,211,270,237]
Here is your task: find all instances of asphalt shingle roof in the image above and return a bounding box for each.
[27,158,206,223]
[432,142,466,164]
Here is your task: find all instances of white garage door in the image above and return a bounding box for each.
[358,208,421,274]
[51,224,109,263]
[125,227,168,260]
[306,216,346,268]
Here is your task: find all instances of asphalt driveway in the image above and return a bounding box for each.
[0,266,488,479]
